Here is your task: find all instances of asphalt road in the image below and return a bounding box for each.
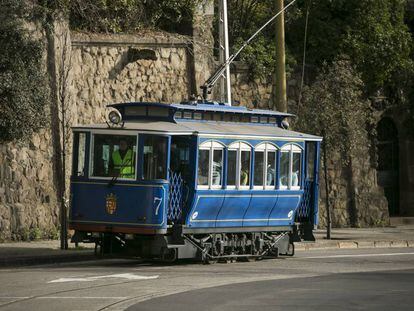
[0,248,413,311]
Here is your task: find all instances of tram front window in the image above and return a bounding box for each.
[91,134,137,179]
[143,136,168,180]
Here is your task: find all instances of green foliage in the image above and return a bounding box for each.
[297,57,372,162]
[0,0,49,142]
[67,0,197,34]
[287,0,413,94]
[226,0,297,79]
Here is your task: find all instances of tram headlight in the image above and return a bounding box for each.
[108,110,122,125]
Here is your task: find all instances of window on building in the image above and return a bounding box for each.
[254,143,277,189]
[197,141,224,189]
[227,142,252,189]
[143,135,168,180]
[279,144,302,190]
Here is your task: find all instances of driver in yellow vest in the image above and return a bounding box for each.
[111,139,135,178]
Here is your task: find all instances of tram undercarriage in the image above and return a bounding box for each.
[73,228,296,263]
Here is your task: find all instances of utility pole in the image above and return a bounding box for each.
[274,0,287,112]
[218,0,232,105]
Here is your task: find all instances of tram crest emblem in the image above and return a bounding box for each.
[105,193,117,215]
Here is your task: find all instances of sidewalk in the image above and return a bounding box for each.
[1,225,414,267]
[296,225,414,250]
[0,240,95,267]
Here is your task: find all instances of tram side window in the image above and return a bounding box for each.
[91,134,137,179]
[306,142,316,181]
[227,142,251,189]
[75,133,86,177]
[254,151,264,187]
[279,144,302,190]
[197,149,209,186]
[227,150,237,188]
[254,143,277,189]
[280,151,289,188]
[197,141,224,189]
[266,150,277,187]
[240,150,251,187]
[212,149,223,187]
[143,136,168,180]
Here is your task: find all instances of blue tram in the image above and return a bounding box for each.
[69,101,321,262]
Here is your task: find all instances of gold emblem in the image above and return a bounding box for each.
[106,193,117,215]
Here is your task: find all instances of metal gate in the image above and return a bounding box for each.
[168,171,183,222]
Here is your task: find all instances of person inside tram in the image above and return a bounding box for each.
[267,165,275,186]
[212,161,222,186]
[110,139,135,178]
[240,159,249,186]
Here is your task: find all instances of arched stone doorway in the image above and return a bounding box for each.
[376,117,400,216]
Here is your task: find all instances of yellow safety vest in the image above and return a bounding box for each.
[112,149,135,178]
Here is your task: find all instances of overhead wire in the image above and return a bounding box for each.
[296,0,311,115]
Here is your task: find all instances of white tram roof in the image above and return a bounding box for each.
[73,120,322,142]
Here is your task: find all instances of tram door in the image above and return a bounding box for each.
[168,137,191,222]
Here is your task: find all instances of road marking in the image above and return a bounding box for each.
[48,273,159,283]
[300,252,414,259]
[37,296,128,299]
[0,297,31,299]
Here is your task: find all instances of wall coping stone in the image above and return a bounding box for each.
[71,31,192,48]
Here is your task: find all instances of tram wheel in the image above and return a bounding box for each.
[161,248,177,263]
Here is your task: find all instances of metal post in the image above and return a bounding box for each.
[218,0,232,105]
[274,0,287,112]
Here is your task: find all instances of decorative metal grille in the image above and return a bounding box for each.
[295,180,314,222]
[168,171,183,221]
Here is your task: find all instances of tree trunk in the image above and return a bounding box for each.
[45,19,67,250]
[322,133,331,239]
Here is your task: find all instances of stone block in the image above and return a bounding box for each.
[390,241,408,248]
[338,241,358,249]
[374,241,391,248]
[161,49,170,59]
[356,241,375,248]
[170,53,181,68]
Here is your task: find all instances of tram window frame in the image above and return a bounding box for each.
[253,143,278,190]
[197,141,224,190]
[227,142,252,190]
[89,132,138,180]
[279,144,302,190]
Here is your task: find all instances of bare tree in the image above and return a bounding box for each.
[56,28,72,250]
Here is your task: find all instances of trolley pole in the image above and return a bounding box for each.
[218,0,232,105]
[274,0,287,112]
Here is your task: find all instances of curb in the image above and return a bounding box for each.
[295,240,414,251]
[0,252,96,268]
